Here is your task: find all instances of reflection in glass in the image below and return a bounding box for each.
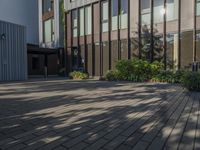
[72,10,77,37]
[166,0,178,21]
[85,6,92,35]
[112,0,118,30]
[153,0,164,24]
[120,0,128,29]
[44,18,54,43]
[79,8,84,36]
[102,1,109,32]
[141,0,151,25]
[166,33,178,69]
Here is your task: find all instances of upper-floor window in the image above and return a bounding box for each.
[119,0,128,29]
[154,0,164,23]
[166,0,178,21]
[111,0,128,31]
[43,0,54,14]
[112,0,118,30]
[72,10,78,37]
[141,0,151,25]
[79,8,85,36]
[197,0,200,16]
[85,6,92,35]
[44,18,55,43]
[102,1,109,32]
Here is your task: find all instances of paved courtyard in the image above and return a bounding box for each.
[0,79,199,150]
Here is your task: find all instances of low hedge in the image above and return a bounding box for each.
[105,59,200,91]
[106,59,164,82]
[182,71,200,91]
[69,71,89,80]
[151,70,187,83]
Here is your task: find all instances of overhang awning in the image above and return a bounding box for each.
[27,44,59,55]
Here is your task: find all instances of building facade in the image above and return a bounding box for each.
[38,0,64,48]
[28,0,65,76]
[64,0,200,76]
[0,0,65,78]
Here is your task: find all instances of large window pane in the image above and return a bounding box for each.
[166,33,179,69]
[112,0,118,30]
[102,1,109,32]
[154,0,164,24]
[44,18,54,43]
[85,6,92,35]
[120,0,128,29]
[166,0,178,21]
[196,31,200,62]
[72,10,78,37]
[197,0,200,16]
[79,8,84,36]
[141,0,151,25]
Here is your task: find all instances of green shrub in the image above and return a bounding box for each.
[105,70,119,81]
[69,71,89,80]
[107,59,165,82]
[150,61,164,76]
[151,70,174,83]
[115,59,134,80]
[131,59,151,82]
[151,70,189,84]
[182,71,200,91]
[172,70,186,83]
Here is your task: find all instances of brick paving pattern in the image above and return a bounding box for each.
[0,79,199,150]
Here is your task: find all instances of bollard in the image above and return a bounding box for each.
[44,66,48,79]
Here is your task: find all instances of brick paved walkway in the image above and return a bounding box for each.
[0,79,199,150]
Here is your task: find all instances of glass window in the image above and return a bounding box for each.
[79,8,84,36]
[43,0,53,14]
[141,0,151,25]
[154,0,164,24]
[72,10,78,37]
[196,30,200,63]
[166,0,178,21]
[44,18,54,43]
[102,1,109,32]
[166,33,179,69]
[112,0,118,30]
[85,6,92,35]
[120,0,128,29]
[197,0,200,16]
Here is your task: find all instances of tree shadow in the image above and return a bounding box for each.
[0,80,198,150]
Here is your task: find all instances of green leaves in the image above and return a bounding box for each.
[69,71,89,80]
[106,59,164,82]
[182,72,200,91]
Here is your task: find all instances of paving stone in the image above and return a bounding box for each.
[132,141,149,150]
[84,138,108,150]
[104,135,127,150]
[0,80,198,150]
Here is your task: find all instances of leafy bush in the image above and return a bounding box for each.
[172,70,186,83]
[150,61,164,76]
[182,71,200,91]
[105,58,200,91]
[69,71,89,80]
[106,59,164,82]
[105,70,120,81]
[151,70,174,83]
[115,59,134,80]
